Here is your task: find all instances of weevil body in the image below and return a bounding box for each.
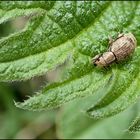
[92,33,137,67]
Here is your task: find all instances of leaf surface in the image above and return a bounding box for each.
[57,98,140,139]
[0,2,140,118]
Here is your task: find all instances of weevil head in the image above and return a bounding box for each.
[92,54,107,67]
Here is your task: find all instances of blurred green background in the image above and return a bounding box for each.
[0,18,58,139]
[1,14,140,139]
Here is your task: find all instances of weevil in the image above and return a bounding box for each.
[92,33,137,67]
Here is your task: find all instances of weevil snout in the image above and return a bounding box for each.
[92,54,107,67]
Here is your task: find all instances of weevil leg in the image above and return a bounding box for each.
[108,36,114,46]
[103,66,107,70]
[117,33,124,39]
[107,65,111,69]
[109,33,124,47]
[103,65,110,70]
[115,61,119,64]
[91,54,102,62]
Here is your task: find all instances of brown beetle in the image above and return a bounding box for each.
[92,33,137,67]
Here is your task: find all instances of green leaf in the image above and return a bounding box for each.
[86,67,140,119]
[0,1,109,81]
[1,1,140,118]
[57,98,140,139]
[0,1,54,10]
[128,115,140,133]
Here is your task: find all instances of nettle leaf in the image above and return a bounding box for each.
[128,115,140,133]
[0,1,110,81]
[0,1,140,121]
[57,98,140,139]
